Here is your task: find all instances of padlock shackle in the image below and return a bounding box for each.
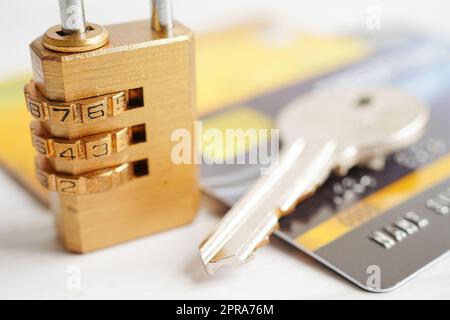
[58,0,87,35]
[151,0,174,34]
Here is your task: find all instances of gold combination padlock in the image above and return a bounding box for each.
[24,0,199,253]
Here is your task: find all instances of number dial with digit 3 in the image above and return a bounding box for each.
[30,122,132,160]
[200,88,430,274]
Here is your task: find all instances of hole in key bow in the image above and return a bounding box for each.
[356,95,373,108]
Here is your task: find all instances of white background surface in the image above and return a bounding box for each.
[1,0,450,300]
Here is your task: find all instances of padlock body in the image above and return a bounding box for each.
[27,20,199,253]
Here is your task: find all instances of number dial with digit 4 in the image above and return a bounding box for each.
[30,122,132,160]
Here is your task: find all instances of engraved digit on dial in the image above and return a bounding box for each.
[88,104,106,120]
[59,147,76,160]
[28,101,42,119]
[92,143,109,158]
[59,180,77,193]
[33,137,48,155]
[111,92,126,116]
[52,107,71,122]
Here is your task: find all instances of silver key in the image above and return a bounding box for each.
[200,87,429,274]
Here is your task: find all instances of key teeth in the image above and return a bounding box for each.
[336,156,387,175]
[256,234,272,250]
[366,156,387,171]
[335,166,349,177]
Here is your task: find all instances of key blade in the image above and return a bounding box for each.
[200,140,338,274]
[200,140,307,274]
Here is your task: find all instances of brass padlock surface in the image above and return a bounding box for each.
[25,3,199,253]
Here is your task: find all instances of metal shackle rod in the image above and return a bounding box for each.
[59,0,87,34]
[151,0,174,33]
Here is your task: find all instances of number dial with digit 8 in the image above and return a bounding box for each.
[25,82,128,126]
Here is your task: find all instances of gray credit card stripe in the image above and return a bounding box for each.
[293,153,450,252]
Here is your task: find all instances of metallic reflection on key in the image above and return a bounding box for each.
[200,88,430,274]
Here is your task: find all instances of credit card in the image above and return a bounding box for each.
[0,21,368,205]
[200,32,450,292]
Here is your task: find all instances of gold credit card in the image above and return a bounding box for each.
[0,20,367,205]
